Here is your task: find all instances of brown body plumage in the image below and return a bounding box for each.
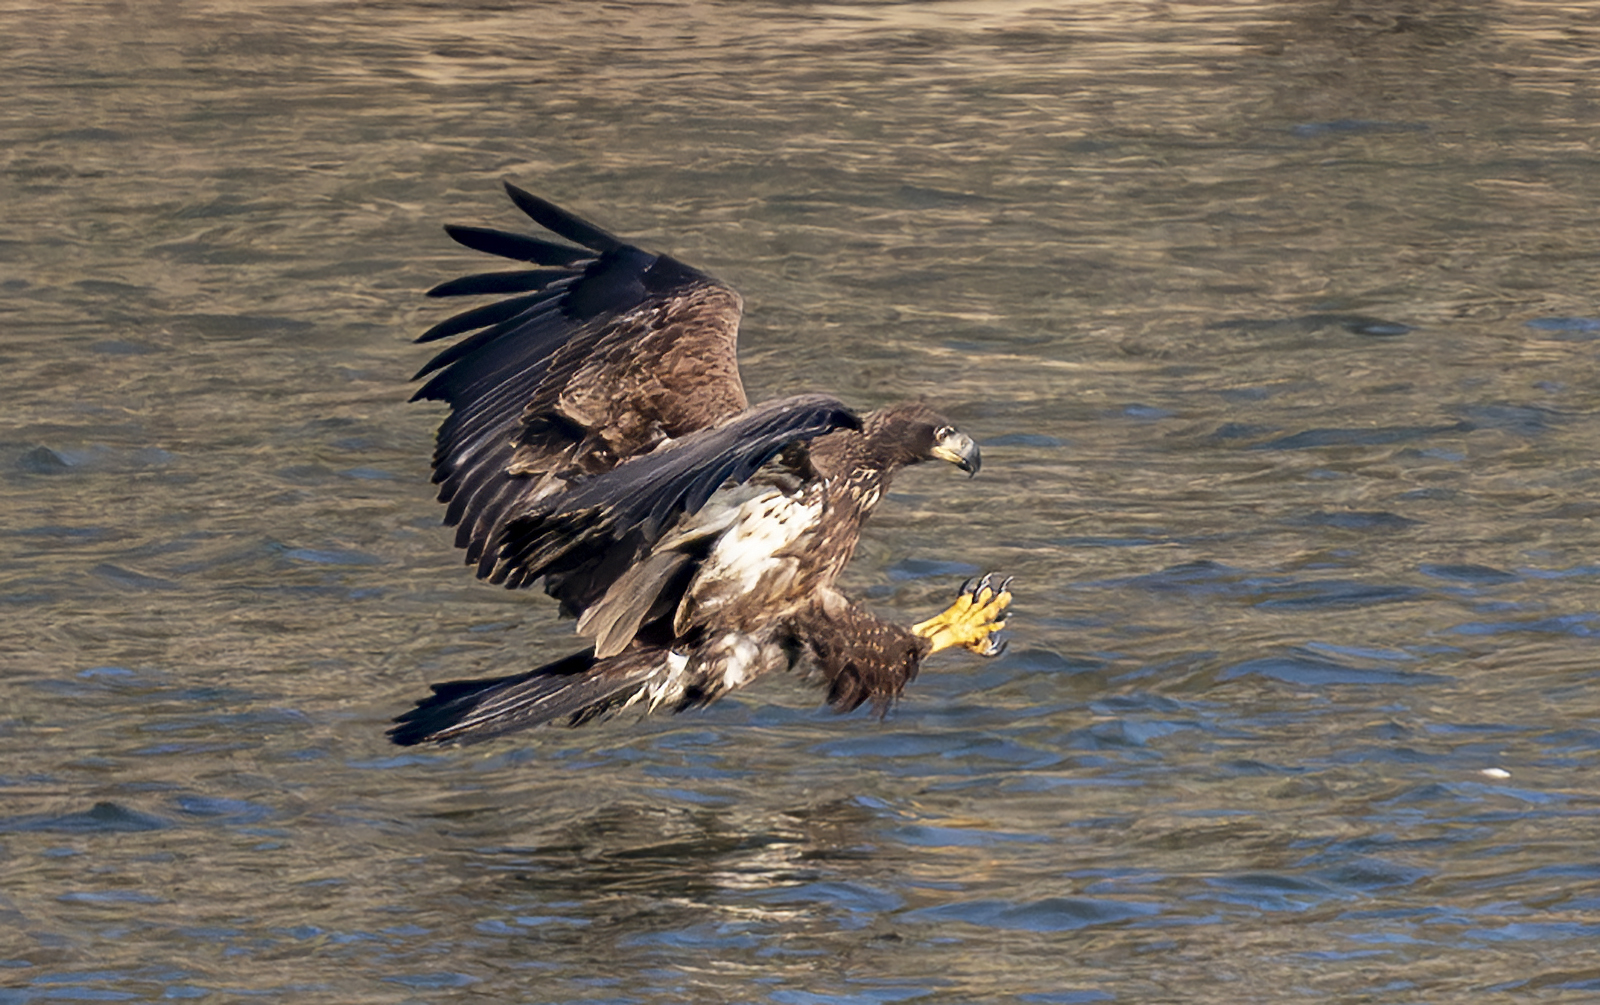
[390,183,1005,746]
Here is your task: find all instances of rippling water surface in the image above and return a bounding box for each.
[5,1,1600,1001]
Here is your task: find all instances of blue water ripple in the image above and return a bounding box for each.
[1527,316,1600,339]
[1457,403,1563,436]
[1089,692,1197,715]
[1122,404,1173,420]
[770,986,932,1005]
[1208,421,1278,439]
[1220,654,1449,687]
[1121,560,1245,595]
[172,796,275,824]
[1253,422,1470,450]
[985,433,1063,448]
[1419,563,1518,585]
[282,547,383,566]
[1202,872,1351,912]
[382,972,478,989]
[0,802,171,834]
[1308,857,1432,892]
[1465,921,1600,943]
[1055,535,1161,548]
[90,564,181,592]
[1448,613,1599,637]
[889,824,1051,849]
[1300,641,1417,663]
[26,989,140,1001]
[903,896,1163,932]
[338,467,398,480]
[1254,580,1426,610]
[621,925,763,951]
[1519,565,1600,580]
[1286,511,1421,531]
[58,890,164,905]
[995,648,1106,675]
[885,558,981,581]
[756,881,905,914]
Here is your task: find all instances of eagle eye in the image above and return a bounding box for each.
[934,424,955,440]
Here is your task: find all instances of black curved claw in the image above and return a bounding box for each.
[971,573,994,599]
[997,575,1014,594]
[981,636,1008,659]
[959,576,975,596]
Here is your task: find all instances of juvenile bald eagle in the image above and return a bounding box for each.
[389,183,1010,745]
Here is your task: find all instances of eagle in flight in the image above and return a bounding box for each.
[389,182,1011,746]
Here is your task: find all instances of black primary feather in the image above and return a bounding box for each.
[501,181,626,253]
[491,393,860,591]
[442,224,590,265]
[427,269,575,299]
[417,291,553,344]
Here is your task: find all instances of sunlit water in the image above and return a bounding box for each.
[5,2,1600,1001]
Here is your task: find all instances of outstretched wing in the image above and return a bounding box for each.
[494,393,860,613]
[413,181,751,580]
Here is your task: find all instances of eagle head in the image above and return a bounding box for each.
[929,423,981,476]
[865,401,981,477]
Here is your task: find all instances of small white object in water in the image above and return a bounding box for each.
[1480,767,1511,779]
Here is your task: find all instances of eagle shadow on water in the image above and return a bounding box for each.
[389,182,1011,746]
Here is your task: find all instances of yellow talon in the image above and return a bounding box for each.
[913,574,1012,656]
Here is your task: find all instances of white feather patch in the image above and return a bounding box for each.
[677,487,820,631]
[715,633,764,691]
[637,650,691,713]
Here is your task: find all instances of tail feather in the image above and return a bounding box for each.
[388,648,668,746]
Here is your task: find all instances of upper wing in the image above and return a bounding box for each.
[490,393,860,612]
[413,182,751,577]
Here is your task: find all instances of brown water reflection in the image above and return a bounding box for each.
[5,1,1600,1001]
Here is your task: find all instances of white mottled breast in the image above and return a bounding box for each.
[674,486,822,633]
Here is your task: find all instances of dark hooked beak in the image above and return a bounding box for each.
[930,429,981,477]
